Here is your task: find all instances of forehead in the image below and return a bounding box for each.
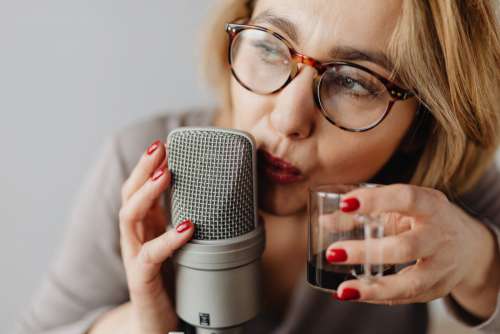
[252,0,402,64]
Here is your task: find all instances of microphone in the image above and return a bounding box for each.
[167,127,265,334]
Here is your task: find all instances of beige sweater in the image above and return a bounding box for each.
[14,110,500,333]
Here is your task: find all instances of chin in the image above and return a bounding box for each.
[257,180,308,216]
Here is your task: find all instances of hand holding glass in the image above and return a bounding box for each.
[307,184,396,292]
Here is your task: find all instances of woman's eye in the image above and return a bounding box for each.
[253,42,285,63]
[334,75,379,97]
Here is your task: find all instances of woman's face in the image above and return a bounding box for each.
[230,0,418,216]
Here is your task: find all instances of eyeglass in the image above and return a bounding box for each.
[225,23,414,132]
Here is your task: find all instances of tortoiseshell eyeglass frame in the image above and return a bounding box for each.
[225,22,414,132]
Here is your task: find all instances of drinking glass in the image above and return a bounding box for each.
[307,184,395,292]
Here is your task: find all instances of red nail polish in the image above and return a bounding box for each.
[326,248,348,263]
[147,140,161,155]
[340,197,360,212]
[151,168,164,181]
[176,219,192,233]
[338,288,360,301]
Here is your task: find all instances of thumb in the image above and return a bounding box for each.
[138,219,194,264]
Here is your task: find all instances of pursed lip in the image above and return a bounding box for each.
[257,149,304,184]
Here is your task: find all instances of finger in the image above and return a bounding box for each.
[319,211,412,235]
[119,165,171,251]
[319,211,363,233]
[121,140,167,202]
[360,282,443,305]
[376,212,413,235]
[336,259,440,302]
[326,225,438,265]
[139,219,195,264]
[341,184,448,218]
[358,264,450,305]
[148,200,169,235]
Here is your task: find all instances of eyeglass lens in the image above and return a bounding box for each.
[230,28,393,130]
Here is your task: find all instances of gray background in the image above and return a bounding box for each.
[0,0,215,330]
[0,1,494,333]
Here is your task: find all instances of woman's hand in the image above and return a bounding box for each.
[118,139,194,334]
[326,184,500,319]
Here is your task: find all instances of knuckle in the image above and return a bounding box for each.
[145,184,160,203]
[398,185,417,211]
[119,205,138,225]
[434,283,449,299]
[406,276,424,299]
[140,243,153,263]
[121,181,131,202]
[432,189,449,206]
[397,237,417,261]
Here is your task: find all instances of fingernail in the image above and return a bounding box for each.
[340,197,360,212]
[326,248,348,263]
[338,288,360,301]
[176,219,192,233]
[147,140,161,155]
[151,168,165,181]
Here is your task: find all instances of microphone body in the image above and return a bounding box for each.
[167,127,265,334]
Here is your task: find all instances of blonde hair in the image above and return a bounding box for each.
[201,0,500,196]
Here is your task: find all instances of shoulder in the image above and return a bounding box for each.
[110,108,215,174]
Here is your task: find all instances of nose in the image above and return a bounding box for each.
[269,66,317,140]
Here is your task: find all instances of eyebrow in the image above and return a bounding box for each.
[251,10,394,71]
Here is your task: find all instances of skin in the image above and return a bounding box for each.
[231,0,417,216]
[327,185,500,315]
[89,0,500,332]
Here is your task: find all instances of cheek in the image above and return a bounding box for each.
[314,103,417,183]
[230,78,272,130]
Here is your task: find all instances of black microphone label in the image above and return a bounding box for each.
[199,312,210,326]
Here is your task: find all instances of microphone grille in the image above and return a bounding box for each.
[167,128,256,240]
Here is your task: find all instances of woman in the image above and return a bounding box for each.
[15,0,500,333]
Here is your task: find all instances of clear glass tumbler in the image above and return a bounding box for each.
[307,184,395,292]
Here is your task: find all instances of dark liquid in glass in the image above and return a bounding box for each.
[307,250,395,291]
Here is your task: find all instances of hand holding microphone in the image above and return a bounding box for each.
[98,127,264,334]
[118,140,193,334]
